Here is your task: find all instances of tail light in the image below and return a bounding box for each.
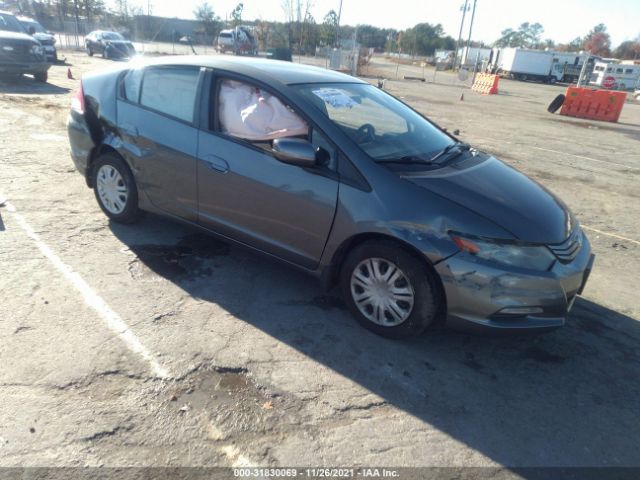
[71,81,85,114]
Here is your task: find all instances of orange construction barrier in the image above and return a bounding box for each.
[471,73,499,95]
[560,87,626,123]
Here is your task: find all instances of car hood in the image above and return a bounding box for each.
[400,155,572,244]
[0,30,38,44]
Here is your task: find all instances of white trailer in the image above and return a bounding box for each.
[458,46,492,68]
[590,61,640,91]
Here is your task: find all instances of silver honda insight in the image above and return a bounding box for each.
[67,56,594,338]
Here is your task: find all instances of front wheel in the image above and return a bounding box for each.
[340,241,441,339]
[92,153,141,223]
[86,45,93,56]
[34,71,47,83]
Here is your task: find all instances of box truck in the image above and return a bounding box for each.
[490,48,593,83]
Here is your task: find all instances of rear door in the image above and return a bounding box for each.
[117,65,202,221]
[195,73,339,269]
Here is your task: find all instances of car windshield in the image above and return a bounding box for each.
[294,83,453,162]
[0,13,26,33]
[102,32,124,40]
[20,20,46,32]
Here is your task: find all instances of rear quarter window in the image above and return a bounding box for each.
[122,68,144,103]
[140,67,200,123]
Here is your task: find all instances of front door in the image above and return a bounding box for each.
[196,77,339,269]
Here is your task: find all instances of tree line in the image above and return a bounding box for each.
[5,0,639,60]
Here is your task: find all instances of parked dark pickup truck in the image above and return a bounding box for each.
[0,10,50,82]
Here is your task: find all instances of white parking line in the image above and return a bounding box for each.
[3,201,169,379]
[529,146,640,171]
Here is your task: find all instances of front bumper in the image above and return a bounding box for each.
[42,45,57,61]
[436,233,594,332]
[0,60,49,75]
[105,45,135,59]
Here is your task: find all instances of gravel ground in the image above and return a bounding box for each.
[1,51,639,474]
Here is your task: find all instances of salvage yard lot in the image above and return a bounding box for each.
[1,51,639,469]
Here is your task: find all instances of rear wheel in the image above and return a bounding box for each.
[92,153,141,223]
[340,240,441,339]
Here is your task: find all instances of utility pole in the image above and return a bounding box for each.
[335,0,343,47]
[454,0,469,70]
[464,0,478,61]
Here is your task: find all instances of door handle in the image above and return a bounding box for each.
[202,155,229,173]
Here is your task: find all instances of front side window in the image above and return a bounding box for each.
[294,83,452,162]
[140,67,200,123]
[217,79,308,141]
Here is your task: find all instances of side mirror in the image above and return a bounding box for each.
[28,26,36,35]
[272,138,318,167]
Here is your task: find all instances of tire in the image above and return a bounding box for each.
[103,47,110,59]
[34,71,47,83]
[547,94,565,113]
[340,240,441,339]
[87,46,93,56]
[92,152,141,223]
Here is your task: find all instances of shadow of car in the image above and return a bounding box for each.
[108,213,640,469]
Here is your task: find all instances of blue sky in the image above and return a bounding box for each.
[134,0,639,46]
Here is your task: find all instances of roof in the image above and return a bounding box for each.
[130,55,366,86]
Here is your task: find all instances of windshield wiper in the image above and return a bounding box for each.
[429,142,471,164]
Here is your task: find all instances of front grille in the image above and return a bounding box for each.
[548,229,583,263]
[0,42,33,63]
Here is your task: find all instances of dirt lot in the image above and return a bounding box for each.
[1,51,639,475]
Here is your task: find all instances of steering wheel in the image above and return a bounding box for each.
[355,123,376,143]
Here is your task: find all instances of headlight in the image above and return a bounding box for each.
[450,233,556,271]
[30,44,44,56]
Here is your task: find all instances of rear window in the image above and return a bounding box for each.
[103,32,124,40]
[140,67,200,123]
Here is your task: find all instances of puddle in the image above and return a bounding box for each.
[166,366,292,439]
[128,233,229,281]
